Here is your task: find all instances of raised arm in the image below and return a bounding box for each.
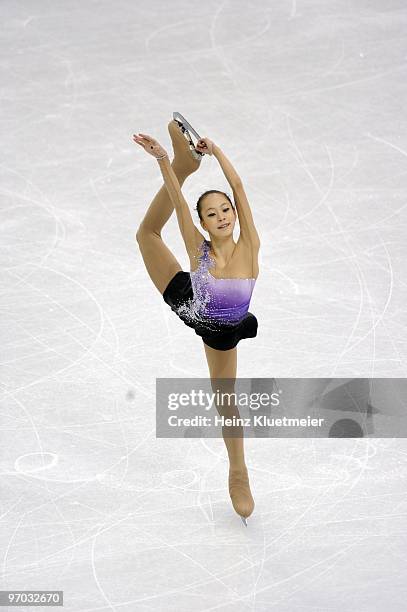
[212,143,241,187]
[213,144,260,247]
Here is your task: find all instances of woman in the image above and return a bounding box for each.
[133,116,261,525]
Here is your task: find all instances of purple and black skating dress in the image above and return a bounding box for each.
[163,239,258,350]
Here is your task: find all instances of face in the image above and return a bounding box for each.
[200,193,237,237]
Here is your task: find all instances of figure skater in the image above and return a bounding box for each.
[133,114,261,525]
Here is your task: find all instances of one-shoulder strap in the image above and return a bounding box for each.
[191,239,209,275]
[200,240,216,274]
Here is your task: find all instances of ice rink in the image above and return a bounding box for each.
[1,1,407,610]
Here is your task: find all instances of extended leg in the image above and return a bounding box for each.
[136,121,201,295]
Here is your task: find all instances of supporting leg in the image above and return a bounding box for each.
[203,343,255,522]
[203,344,245,467]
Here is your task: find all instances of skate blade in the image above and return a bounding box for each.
[172,112,204,161]
[240,516,248,526]
[173,112,201,140]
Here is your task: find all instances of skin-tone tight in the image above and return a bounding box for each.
[135,131,246,470]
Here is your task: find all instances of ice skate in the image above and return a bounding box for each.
[228,466,255,525]
[168,119,201,174]
[172,112,205,161]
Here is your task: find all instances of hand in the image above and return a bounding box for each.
[132,133,168,159]
[196,137,214,156]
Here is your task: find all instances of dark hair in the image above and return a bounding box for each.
[195,189,235,221]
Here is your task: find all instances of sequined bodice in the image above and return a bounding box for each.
[181,240,256,327]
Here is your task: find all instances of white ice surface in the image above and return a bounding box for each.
[1,0,407,610]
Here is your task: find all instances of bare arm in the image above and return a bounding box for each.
[212,144,260,247]
[156,156,198,255]
[232,182,260,247]
[212,144,241,187]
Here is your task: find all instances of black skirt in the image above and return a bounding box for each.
[163,271,258,351]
